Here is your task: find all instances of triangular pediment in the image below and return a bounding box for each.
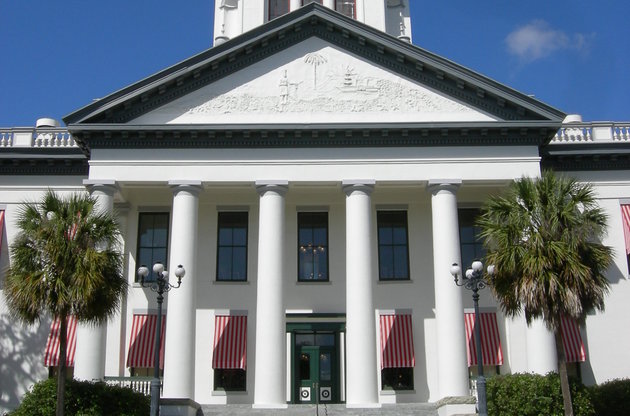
[130,38,495,125]
[64,3,564,129]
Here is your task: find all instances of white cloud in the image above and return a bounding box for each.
[505,20,593,62]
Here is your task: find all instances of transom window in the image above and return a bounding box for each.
[458,209,486,268]
[136,212,169,282]
[268,0,289,20]
[377,211,409,280]
[298,212,329,281]
[335,0,356,18]
[216,212,248,281]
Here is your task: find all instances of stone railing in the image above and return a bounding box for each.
[0,127,77,148]
[104,376,157,396]
[551,122,630,144]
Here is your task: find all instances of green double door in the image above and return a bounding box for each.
[297,345,337,404]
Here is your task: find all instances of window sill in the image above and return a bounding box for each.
[380,389,416,395]
[296,280,332,285]
[213,280,250,285]
[377,279,413,284]
[212,390,248,396]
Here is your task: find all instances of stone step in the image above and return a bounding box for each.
[200,403,440,416]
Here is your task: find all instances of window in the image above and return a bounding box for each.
[377,211,409,280]
[298,212,329,281]
[215,369,246,391]
[458,209,486,269]
[380,314,415,391]
[268,0,289,20]
[217,212,248,281]
[136,212,169,282]
[213,315,247,391]
[335,0,356,18]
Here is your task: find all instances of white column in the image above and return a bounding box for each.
[290,0,301,11]
[162,181,201,399]
[253,181,288,408]
[428,180,469,399]
[343,180,379,408]
[74,180,117,381]
[527,319,558,374]
[324,0,335,10]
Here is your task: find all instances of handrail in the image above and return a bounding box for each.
[0,127,77,148]
[104,376,160,396]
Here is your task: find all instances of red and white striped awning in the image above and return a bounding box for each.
[126,314,165,369]
[44,316,77,367]
[379,314,415,369]
[213,315,247,369]
[561,316,586,363]
[621,205,630,255]
[464,312,503,367]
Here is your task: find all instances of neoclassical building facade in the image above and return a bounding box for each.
[1,2,630,415]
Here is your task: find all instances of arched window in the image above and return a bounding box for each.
[335,0,356,18]
[269,0,289,20]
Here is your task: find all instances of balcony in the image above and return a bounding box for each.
[0,127,77,148]
[551,122,630,144]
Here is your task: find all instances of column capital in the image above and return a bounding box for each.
[342,180,375,196]
[427,179,462,195]
[83,179,118,195]
[255,180,288,196]
[168,180,202,196]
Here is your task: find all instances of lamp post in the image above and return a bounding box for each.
[137,262,185,416]
[449,260,495,416]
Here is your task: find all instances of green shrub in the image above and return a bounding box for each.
[486,372,594,416]
[10,378,150,416]
[587,378,630,416]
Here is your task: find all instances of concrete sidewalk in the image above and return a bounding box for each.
[200,403,440,415]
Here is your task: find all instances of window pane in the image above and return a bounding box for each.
[335,0,355,18]
[136,213,170,283]
[320,352,332,381]
[298,212,328,281]
[299,353,311,380]
[218,227,233,245]
[315,251,327,280]
[152,215,169,246]
[392,226,407,245]
[214,369,246,391]
[313,226,327,245]
[379,246,394,279]
[296,334,315,346]
[217,247,233,280]
[381,367,413,391]
[233,227,247,246]
[232,247,247,281]
[299,251,314,279]
[393,246,408,279]
[269,0,289,20]
[315,333,335,346]
[378,226,393,245]
[138,222,154,247]
[299,228,313,246]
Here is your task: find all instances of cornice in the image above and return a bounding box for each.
[69,122,558,150]
[0,158,88,175]
[541,143,630,171]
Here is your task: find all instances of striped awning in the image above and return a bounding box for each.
[379,314,415,369]
[44,316,77,367]
[464,312,504,367]
[213,315,247,370]
[126,314,165,369]
[561,316,586,363]
[621,205,630,255]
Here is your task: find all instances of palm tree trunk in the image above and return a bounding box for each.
[554,329,574,416]
[56,315,67,416]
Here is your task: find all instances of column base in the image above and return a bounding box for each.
[435,396,477,416]
[252,403,289,409]
[159,398,201,416]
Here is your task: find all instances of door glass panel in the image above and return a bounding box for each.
[315,333,335,346]
[299,353,310,380]
[296,334,315,346]
[319,352,331,381]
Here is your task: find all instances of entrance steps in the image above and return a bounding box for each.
[200,403,439,415]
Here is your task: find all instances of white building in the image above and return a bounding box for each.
[1,2,629,415]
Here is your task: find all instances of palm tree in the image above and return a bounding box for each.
[3,190,127,416]
[477,170,612,416]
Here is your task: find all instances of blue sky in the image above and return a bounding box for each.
[1,1,628,126]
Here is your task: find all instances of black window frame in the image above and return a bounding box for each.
[458,208,486,269]
[297,211,329,282]
[381,367,414,391]
[135,212,170,283]
[377,210,410,281]
[216,211,249,282]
